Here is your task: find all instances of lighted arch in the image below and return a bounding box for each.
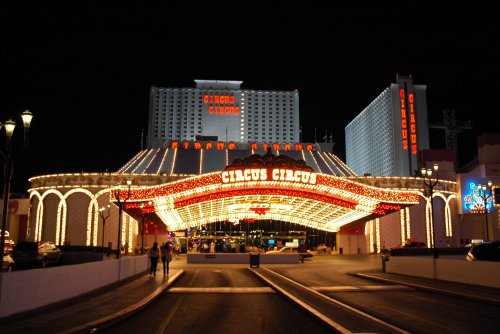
[444,194,457,237]
[36,189,65,242]
[29,191,43,241]
[64,188,97,246]
[90,189,114,246]
[119,171,420,233]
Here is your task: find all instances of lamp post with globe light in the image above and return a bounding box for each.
[477,180,493,242]
[0,110,33,272]
[421,163,439,259]
[99,204,110,258]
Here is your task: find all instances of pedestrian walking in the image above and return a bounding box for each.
[161,242,173,276]
[148,242,160,276]
[174,242,181,258]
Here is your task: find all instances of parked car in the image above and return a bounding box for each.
[12,241,62,268]
[390,240,426,250]
[465,239,483,248]
[1,230,15,254]
[266,246,314,258]
[466,241,500,261]
[2,253,15,271]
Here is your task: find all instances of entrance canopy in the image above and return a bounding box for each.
[117,167,419,232]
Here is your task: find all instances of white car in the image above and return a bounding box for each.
[2,253,15,271]
[266,246,313,258]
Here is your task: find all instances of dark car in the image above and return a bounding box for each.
[390,241,426,250]
[466,241,500,261]
[12,241,62,268]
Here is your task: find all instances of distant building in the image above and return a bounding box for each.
[345,75,430,177]
[148,80,300,147]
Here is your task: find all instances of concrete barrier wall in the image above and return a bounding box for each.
[386,256,500,288]
[188,253,249,263]
[436,258,500,288]
[0,255,148,318]
[260,254,300,264]
[187,253,301,264]
[386,256,435,279]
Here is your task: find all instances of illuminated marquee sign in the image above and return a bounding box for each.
[221,168,317,185]
[203,94,240,115]
[399,88,418,154]
[170,141,314,151]
[227,202,293,216]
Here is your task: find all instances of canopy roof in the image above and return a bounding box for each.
[116,152,419,232]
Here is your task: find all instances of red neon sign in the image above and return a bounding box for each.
[408,93,417,154]
[169,141,318,152]
[400,88,408,150]
[204,94,240,115]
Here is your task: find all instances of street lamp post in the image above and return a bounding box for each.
[0,110,33,272]
[99,204,110,258]
[421,163,439,259]
[477,180,493,242]
[112,180,132,259]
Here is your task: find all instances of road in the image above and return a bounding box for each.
[99,255,500,334]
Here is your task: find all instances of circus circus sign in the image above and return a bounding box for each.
[221,168,317,185]
[227,202,293,215]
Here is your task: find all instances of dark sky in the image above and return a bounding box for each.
[1,2,498,194]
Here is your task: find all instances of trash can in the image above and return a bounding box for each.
[250,252,260,268]
[381,255,389,273]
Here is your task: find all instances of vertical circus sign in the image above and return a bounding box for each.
[399,88,418,154]
[408,93,417,154]
[203,94,240,115]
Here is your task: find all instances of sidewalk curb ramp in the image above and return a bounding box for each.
[58,269,185,334]
[354,272,500,306]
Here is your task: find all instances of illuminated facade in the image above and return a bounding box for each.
[148,80,300,147]
[346,75,430,177]
[23,79,498,256]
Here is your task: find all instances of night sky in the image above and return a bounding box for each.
[1,3,498,194]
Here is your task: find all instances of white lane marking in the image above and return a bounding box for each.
[250,269,353,334]
[311,285,414,292]
[168,287,275,293]
[262,267,410,334]
[156,297,181,334]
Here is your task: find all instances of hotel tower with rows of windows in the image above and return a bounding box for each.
[147,80,300,148]
[345,75,430,177]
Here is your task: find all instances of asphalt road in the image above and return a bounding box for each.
[98,255,500,334]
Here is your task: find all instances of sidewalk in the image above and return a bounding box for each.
[355,271,500,305]
[0,268,184,334]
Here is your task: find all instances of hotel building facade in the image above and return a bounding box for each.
[18,79,498,257]
[148,80,300,147]
[346,75,429,177]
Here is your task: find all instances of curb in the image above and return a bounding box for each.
[58,269,185,334]
[355,272,500,306]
